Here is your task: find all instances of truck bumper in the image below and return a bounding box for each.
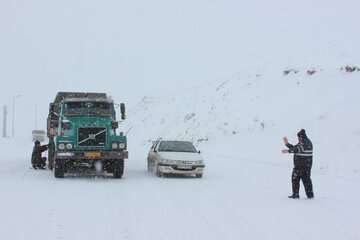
[55,151,128,172]
[56,150,128,161]
[158,164,205,175]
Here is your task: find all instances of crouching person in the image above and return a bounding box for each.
[31,140,49,169]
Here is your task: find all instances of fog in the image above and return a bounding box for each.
[1,0,359,137]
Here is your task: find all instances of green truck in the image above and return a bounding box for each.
[47,92,128,178]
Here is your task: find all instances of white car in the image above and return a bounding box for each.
[147,140,205,178]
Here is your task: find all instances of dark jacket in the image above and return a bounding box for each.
[31,144,49,164]
[286,137,313,168]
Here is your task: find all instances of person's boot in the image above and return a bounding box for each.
[306,193,314,199]
[288,193,299,199]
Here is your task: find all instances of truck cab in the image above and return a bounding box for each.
[48,92,128,178]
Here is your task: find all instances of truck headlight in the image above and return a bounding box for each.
[118,143,126,149]
[112,142,118,149]
[66,143,73,150]
[58,143,65,150]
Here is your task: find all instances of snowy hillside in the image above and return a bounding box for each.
[127,67,360,177]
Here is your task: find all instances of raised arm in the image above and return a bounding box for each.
[39,145,49,152]
[282,137,298,154]
[286,143,300,153]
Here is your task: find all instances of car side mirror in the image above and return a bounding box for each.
[198,150,201,154]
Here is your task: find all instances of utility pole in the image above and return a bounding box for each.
[12,94,22,138]
[2,105,7,138]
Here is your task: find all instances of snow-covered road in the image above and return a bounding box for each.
[1,140,358,240]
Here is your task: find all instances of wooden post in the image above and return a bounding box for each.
[2,105,7,138]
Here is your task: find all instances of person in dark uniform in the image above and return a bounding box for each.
[282,129,314,199]
[31,140,49,169]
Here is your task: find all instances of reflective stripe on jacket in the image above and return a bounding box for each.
[286,137,313,168]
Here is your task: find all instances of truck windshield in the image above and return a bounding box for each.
[158,141,197,153]
[63,101,112,116]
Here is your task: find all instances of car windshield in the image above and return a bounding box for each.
[158,141,197,153]
[63,101,112,116]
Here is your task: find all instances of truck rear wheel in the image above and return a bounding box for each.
[48,153,54,170]
[48,139,55,170]
[113,159,124,178]
[54,160,65,178]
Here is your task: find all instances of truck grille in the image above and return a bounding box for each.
[78,127,106,147]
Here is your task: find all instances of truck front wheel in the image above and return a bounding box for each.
[48,140,55,170]
[54,159,65,178]
[113,159,124,178]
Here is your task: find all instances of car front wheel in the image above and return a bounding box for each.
[147,159,152,172]
[156,164,163,177]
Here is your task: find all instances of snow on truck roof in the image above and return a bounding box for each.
[53,92,108,104]
[63,98,113,103]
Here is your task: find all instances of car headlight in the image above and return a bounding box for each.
[118,143,126,149]
[58,143,65,150]
[66,143,73,150]
[160,159,176,164]
[112,142,118,149]
[196,160,204,165]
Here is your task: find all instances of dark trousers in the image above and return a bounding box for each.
[292,167,314,197]
[32,157,46,169]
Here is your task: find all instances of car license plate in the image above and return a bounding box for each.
[85,152,101,158]
[178,165,192,170]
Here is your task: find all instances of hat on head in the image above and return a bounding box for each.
[297,129,307,138]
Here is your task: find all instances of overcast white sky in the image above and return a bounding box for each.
[0,0,359,136]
